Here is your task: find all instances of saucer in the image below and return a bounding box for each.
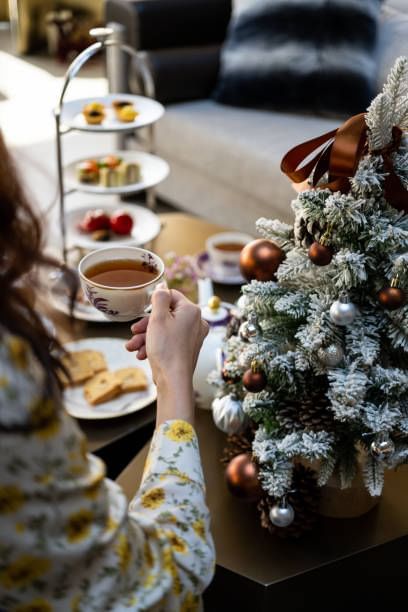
[197,252,245,285]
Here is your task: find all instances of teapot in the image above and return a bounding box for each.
[193,279,231,409]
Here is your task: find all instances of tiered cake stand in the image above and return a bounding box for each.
[54,27,169,263]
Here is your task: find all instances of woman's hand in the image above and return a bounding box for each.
[126,287,208,425]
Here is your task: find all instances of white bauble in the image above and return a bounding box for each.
[330,298,358,326]
[212,395,246,434]
[269,501,295,527]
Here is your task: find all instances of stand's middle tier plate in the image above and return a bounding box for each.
[64,150,169,195]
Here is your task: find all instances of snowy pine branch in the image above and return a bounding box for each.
[255,217,293,248]
[363,455,384,496]
[345,312,381,366]
[366,92,394,150]
[327,364,369,421]
[350,156,386,197]
[382,56,408,128]
[330,249,369,289]
[361,401,401,433]
[274,292,309,319]
[277,431,334,460]
[317,455,337,486]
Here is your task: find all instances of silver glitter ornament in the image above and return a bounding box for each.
[330,294,358,326]
[269,499,295,528]
[317,344,344,367]
[239,312,261,342]
[212,395,247,435]
[371,436,395,461]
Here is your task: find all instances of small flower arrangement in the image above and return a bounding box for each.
[164,252,204,303]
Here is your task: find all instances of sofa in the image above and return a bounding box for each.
[105,0,408,232]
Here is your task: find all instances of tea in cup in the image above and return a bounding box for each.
[206,232,253,278]
[78,246,164,322]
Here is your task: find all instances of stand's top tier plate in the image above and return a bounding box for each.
[59,94,164,132]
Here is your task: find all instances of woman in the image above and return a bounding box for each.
[0,132,214,611]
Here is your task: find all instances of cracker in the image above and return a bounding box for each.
[60,352,95,386]
[114,367,148,393]
[83,350,107,374]
[60,350,107,387]
[83,371,121,406]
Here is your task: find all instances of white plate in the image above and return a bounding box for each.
[65,151,169,195]
[60,94,164,132]
[63,338,156,419]
[197,252,245,285]
[49,283,109,323]
[65,203,161,250]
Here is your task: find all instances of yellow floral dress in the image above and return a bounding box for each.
[0,332,214,611]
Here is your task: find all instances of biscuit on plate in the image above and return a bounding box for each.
[83,350,107,374]
[60,352,95,386]
[60,350,107,387]
[84,371,121,406]
[114,367,148,393]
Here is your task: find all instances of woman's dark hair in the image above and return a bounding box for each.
[0,132,75,387]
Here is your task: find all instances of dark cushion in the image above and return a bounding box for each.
[213,0,382,116]
[105,0,232,51]
[142,46,221,104]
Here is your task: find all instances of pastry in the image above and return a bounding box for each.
[117,104,138,123]
[114,367,148,392]
[83,102,105,125]
[112,100,134,120]
[124,161,141,183]
[77,160,99,183]
[100,167,119,188]
[84,371,121,405]
[99,155,122,169]
[83,102,105,113]
[60,350,106,387]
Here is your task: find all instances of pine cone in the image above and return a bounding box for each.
[257,464,320,538]
[276,392,335,433]
[220,427,255,466]
[294,216,320,248]
[225,314,242,340]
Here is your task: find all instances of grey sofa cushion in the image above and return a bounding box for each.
[154,100,339,216]
[377,8,408,89]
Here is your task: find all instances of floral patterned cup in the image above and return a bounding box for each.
[78,246,164,322]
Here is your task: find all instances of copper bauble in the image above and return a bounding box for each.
[225,453,262,501]
[377,286,406,310]
[239,239,285,282]
[308,242,333,266]
[243,368,267,392]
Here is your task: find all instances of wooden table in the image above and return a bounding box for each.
[45,212,408,609]
[45,212,240,452]
[118,410,408,611]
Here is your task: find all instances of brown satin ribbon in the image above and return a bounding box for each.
[280,113,408,213]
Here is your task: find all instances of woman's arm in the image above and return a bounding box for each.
[0,291,214,611]
[126,286,209,427]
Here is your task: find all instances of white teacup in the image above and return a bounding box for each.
[206,232,253,278]
[78,246,164,322]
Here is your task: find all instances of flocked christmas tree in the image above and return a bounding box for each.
[210,57,408,535]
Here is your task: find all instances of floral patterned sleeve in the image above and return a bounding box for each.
[0,332,214,612]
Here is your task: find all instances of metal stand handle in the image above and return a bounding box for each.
[54,27,158,263]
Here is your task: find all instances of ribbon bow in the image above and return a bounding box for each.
[280,113,408,214]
